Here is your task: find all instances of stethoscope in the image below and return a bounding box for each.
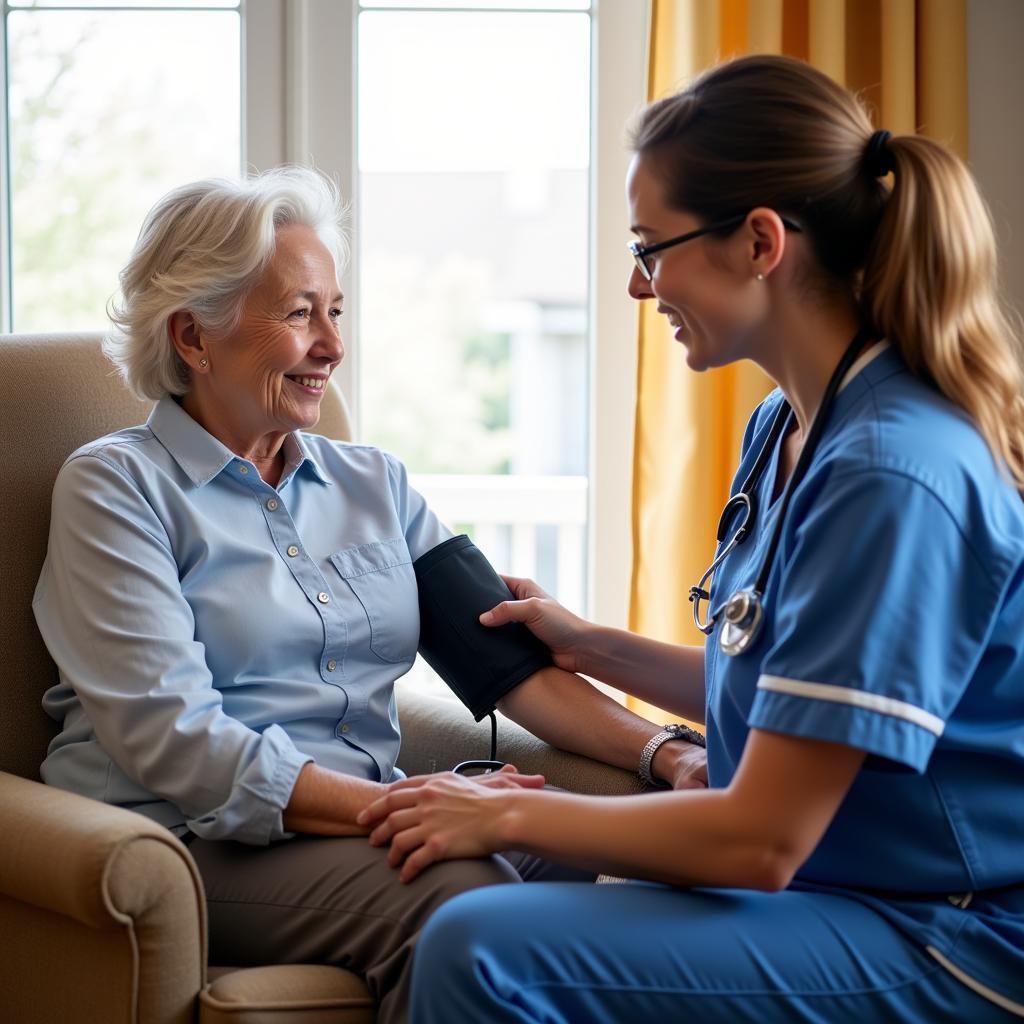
[689,328,873,656]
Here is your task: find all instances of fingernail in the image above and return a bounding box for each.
[479,611,493,624]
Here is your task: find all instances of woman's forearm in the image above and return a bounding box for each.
[499,787,786,890]
[496,666,705,787]
[283,762,388,836]
[578,626,706,722]
[495,731,864,889]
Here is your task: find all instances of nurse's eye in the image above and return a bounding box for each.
[329,307,344,321]
[289,308,311,320]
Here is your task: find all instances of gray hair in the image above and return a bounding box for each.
[105,166,349,399]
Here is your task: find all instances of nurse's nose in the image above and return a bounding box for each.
[628,263,655,301]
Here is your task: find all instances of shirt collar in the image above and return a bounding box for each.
[148,396,236,487]
[837,339,891,394]
[287,430,333,487]
[148,396,333,488]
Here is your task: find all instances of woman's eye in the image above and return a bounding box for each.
[290,308,310,320]
[329,307,344,320]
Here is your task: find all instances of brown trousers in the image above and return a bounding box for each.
[189,835,591,1024]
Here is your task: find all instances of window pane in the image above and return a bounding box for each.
[7,9,240,330]
[358,10,590,611]
[360,1,589,10]
[9,2,239,8]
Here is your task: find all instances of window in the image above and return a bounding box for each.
[357,1,591,612]
[1,0,645,627]
[1,0,241,330]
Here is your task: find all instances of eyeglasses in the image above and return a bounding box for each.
[629,213,803,282]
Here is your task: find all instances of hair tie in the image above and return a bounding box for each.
[864,129,894,178]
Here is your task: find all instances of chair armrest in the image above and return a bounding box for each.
[395,686,645,797]
[0,770,204,930]
[0,771,205,1024]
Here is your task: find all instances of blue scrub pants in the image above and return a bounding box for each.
[410,881,1013,1023]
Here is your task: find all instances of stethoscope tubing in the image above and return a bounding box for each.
[697,327,874,649]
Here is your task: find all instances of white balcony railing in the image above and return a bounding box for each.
[411,473,588,614]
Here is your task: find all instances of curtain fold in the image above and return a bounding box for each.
[627,0,966,722]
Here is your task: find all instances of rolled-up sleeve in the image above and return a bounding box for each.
[34,453,311,844]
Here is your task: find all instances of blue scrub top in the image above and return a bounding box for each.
[706,345,1024,1007]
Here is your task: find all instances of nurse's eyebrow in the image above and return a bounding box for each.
[630,223,654,236]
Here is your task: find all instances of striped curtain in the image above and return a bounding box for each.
[627,0,967,721]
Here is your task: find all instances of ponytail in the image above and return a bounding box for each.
[631,54,1024,488]
[863,135,1024,488]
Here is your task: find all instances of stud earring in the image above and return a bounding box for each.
[199,357,208,368]
[755,272,765,282]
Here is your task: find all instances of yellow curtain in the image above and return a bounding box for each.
[627,0,967,722]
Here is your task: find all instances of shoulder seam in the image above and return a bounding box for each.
[823,464,1009,582]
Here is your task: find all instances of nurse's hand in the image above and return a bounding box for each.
[358,774,513,882]
[652,740,708,790]
[480,575,592,673]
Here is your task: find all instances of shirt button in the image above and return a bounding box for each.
[238,464,249,474]
[317,591,330,604]
[266,498,279,511]
[340,724,351,734]
[326,659,337,672]
[287,545,299,557]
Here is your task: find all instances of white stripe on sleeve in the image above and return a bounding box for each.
[756,675,945,737]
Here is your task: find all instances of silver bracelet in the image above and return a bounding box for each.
[638,724,706,789]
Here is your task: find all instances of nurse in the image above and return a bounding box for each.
[358,54,1024,1022]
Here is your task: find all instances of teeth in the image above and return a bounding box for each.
[293,376,325,390]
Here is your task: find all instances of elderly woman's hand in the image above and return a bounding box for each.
[383,764,546,798]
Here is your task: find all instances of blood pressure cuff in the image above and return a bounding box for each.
[414,534,554,721]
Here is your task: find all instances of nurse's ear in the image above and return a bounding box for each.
[744,208,790,282]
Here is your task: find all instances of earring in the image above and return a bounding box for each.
[755,272,765,282]
[199,357,208,368]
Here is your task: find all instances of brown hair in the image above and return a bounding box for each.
[630,54,1024,488]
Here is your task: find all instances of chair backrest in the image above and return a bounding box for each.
[0,332,353,780]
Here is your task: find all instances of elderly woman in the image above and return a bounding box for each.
[32,167,705,1024]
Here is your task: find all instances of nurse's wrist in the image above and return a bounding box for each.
[577,624,617,679]
[649,735,708,790]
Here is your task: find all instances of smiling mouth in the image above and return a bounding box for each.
[657,306,685,331]
[285,375,327,391]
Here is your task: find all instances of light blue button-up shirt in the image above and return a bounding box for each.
[34,396,450,845]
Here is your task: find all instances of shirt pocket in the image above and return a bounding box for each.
[329,539,419,664]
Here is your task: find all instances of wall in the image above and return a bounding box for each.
[969,0,1024,314]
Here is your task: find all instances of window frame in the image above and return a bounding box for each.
[0,0,646,626]
[245,0,645,627]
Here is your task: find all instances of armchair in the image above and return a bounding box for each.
[0,332,641,1023]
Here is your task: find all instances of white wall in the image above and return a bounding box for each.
[968,0,1024,314]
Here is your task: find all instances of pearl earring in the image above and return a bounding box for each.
[755,272,765,282]
[199,357,208,368]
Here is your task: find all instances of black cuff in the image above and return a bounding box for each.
[414,535,554,721]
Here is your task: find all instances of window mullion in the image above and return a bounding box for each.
[244,0,360,426]
[1,4,11,332]
[589,0,647,629]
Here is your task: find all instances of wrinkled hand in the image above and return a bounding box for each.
[480,574,592,673]
[384,763,545,797]
[358,772,530,883]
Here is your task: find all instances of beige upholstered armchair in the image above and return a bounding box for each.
[0,332,641,1023]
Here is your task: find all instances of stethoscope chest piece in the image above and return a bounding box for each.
[718,588,764,656]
